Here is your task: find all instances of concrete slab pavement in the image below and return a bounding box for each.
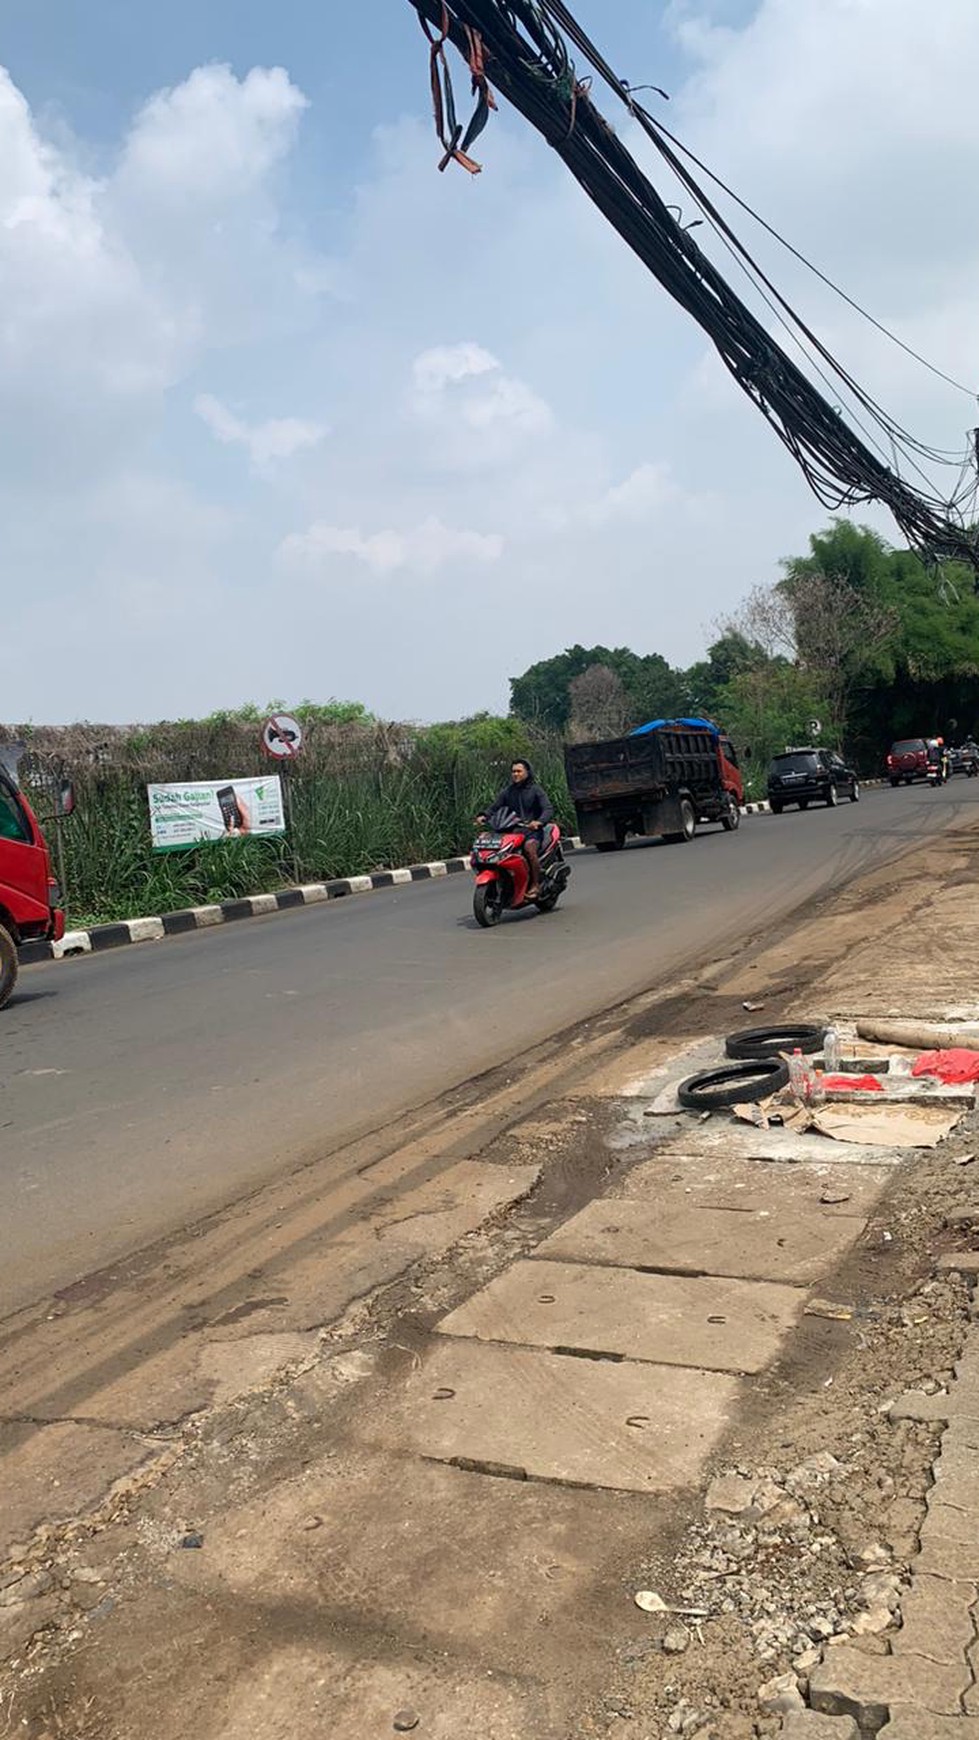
[536,1196,868,1285]
[436,1258,805,1372]
[359,1336,741,1492]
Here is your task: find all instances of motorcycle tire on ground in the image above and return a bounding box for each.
[473,883,505,928]
[677,1057,789,1111]
[725,1022,826,1060]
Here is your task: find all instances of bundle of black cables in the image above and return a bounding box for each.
[407,0,979,572]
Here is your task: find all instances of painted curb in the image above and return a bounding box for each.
[17,786,886,968]
[17,855,482,966]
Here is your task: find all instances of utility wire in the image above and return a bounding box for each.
[406,0,979,569]
[541,0,978,402]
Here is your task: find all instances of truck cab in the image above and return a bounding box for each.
[0,765,66,1009]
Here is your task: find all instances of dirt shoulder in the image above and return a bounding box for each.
[3,818,979,1740]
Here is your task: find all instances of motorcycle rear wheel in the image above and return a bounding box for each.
[535,888,561,912]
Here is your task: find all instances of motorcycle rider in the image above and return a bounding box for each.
[477,759,554,900]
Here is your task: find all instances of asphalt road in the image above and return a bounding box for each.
[3,781,976,1316]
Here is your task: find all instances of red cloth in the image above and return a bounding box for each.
[823,1074,884,1092]
[912,1049,979,1084]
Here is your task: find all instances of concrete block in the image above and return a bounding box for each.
[917,1533,979,1581]
[359,1338,739,1493]
[810,1646,967,1725]
[937,1251,979,1277]
[536,1196,867,1285]
[881,1715,979,1739]
[891,1572,978,1666]
[437,1258,804,1374]
[921,1498,979,1546]
[779,1716,859,1740]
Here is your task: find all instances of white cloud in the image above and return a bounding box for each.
[583,462,681,527]
[279,516,504,575]
[412,343,498,393]
[3,2,979,726]
[115,64,307,203]
[411,341,553,440]
[194,393,327,470]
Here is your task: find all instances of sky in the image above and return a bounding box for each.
[2,0,978,725]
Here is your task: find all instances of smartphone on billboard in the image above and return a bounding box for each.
[216,785,244,833]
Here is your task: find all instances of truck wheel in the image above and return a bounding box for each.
[664,798,698,843]
[678,797,696,840]
[0,924,19,1012]
[721,795,740,831]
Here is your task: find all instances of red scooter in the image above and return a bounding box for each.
[470,807,571,928]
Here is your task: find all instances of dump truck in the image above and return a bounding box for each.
[563,717,744,852]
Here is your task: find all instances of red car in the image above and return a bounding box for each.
[0,763,66,1009]
[886,738,929,786]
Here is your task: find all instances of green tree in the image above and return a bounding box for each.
[683,631,763,718]
[510,645,685,733]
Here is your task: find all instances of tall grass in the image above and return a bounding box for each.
[50,722,574,926]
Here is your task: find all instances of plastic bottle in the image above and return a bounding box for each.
[823,1025,841,1073]
[788,1047,812,1103]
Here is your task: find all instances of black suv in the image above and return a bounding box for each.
[767,747,860,813]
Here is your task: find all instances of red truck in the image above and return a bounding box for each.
[0,762,66,1009]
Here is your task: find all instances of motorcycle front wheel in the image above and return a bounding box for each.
[473,882,505,928]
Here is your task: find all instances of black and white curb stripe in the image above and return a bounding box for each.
[16,856,494,964]
[16,789,885,967]
[19,845,585,963]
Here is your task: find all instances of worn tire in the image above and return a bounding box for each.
[0,924,18,1012]
[725,1022,826,1061]
[664,797,697,844]
[677,1057,789,1111]
[473,883,504,928]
